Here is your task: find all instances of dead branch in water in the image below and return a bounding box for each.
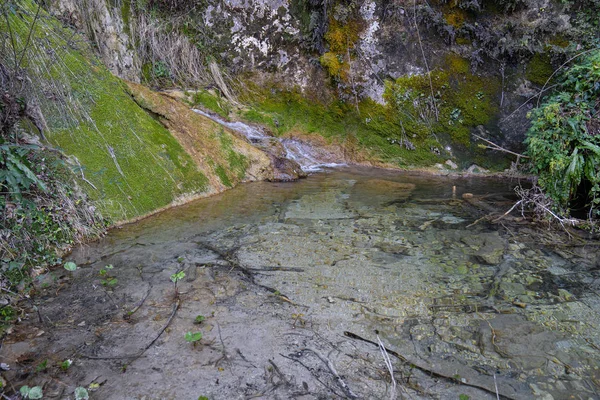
[343,331,519,399]
[80,299,180,360]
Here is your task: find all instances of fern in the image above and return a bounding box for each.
[525,49,600,217]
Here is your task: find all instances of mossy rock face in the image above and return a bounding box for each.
[126,82,273,191]
[526,53,554,86]
[3,1,269,223]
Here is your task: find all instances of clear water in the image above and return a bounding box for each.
[47,167,600,398]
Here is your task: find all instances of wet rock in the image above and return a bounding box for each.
[445,159,458,169]
[466,164,490,174]
[462,232,506,265]
[557,289,574,302]
[500,282,527,297]
[375,242,413,255]
[271,156,307,181]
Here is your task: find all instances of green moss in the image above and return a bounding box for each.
[383,54,499,150]
[215,164,232,187]
[238,80,444,168]
[548,36,570,48]
[321,12,364,83]
[121,0,131,36]
[445,54,470,75]
[218,128,248,179]
[5,1,208,222]
[455,36,472,46]
[526,53,554,86]
[193,90,230,118]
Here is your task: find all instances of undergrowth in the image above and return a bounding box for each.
[526,49,600,219]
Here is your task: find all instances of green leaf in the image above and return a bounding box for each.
[28,387,43,399]
[20,386,31,397]
[194,315,206,324]
[185,331,202,343]
[75,386,89,400]
[581,141,600,156]
[64,261,77,271]
[170,271,185,283]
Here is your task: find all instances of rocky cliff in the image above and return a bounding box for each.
[49,0,599,166]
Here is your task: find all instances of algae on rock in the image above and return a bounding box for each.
[1,0,265,223]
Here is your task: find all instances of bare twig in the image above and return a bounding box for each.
[537,48,598,108]
[413,0,438,121]
[493,374,500,400]
[377,335,397,400]
[80,299,180,360]
[492,200,524,223]
[302,348,358,399]
[473,134,528,160]
[16,2,41,69]
[343,331,519,399]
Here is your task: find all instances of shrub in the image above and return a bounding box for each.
[525,49,600,217]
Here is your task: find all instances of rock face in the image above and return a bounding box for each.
[52,0,139,82]
[126,82,275,188]
[461,232,506,265]
[48,0,589,153]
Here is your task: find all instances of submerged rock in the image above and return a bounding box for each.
[462,232,506,265]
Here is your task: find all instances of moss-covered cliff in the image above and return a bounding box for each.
[60,0,598,171]
[1,0,271,223]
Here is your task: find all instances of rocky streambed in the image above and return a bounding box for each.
[2,167,599,399]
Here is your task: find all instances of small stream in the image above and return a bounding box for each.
[193,109,346,172]
[4,167,600,399]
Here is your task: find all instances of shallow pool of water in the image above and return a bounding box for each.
[5,167,599,399]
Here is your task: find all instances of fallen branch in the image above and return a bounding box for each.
[343,331,519,399]
[280,353,345,399]
[302,348,358,399]
[80,299,179,360]
[493,200,524,223]
[376,335,397,400]
[473,134,528,160]
[123,284,152,320]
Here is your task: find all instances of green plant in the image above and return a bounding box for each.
[35,359,48,372]
[170,270,185,295]
[63,262,77,272]
[525,49,600,218]
[19,385,43,399]
[99,264,117,287]
[0,144,47,201]
[185,331,202,344]
[194,315,205,324]
[59,359,72,371]
[74,386,89,400]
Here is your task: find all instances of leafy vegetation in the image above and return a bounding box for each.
[525,49,600,218]
[19,386,43,399]
[185,331,203,344]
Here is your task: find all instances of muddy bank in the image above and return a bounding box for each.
[2,167,598,399]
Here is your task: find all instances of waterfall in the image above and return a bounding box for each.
[193,109,346,172]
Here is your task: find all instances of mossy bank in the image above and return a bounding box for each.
[2,0,271,225]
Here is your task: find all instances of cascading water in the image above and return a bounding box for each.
[193,109,346,173]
